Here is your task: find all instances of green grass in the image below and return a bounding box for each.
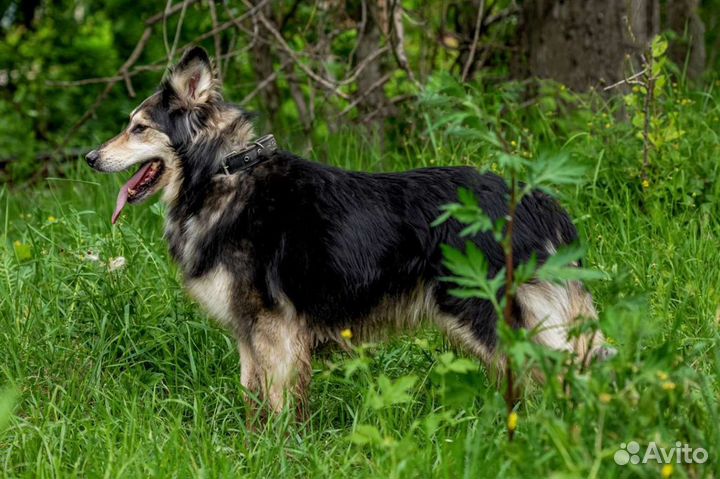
[2,85,720,478]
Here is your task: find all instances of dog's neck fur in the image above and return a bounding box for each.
[161,110,256,277]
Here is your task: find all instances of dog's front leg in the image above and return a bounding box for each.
[249,311,312,420]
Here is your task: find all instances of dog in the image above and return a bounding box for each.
[86,46,613,419]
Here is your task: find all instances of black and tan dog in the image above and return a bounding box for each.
[86,47,613,418]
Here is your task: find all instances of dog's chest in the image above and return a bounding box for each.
[185,265,236,327]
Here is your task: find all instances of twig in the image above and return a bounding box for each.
[207,0,223,81]
[162,0,174,63]
[45,64,166,87]
[253,9,350,99]
[481,3,518,29]
[121,67,136,97]
[146,0,200,25]
[239,57,293,106]
[462,0,485,82]
[167,0,191,67]
[602,68,647,91]
[347,0,367,68]
[389,0,419,86]
[335,47,388,88]
[338,72,392,116]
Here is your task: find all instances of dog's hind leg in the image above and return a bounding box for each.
[238,341,263,428]
[249,307,312,419]
[515,280,616,365]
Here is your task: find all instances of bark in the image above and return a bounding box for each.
[516,0,660,91]
[666,0,706,80]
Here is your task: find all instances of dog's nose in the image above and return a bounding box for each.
[86,150,99,167]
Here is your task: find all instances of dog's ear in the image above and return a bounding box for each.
[168,46,217,108]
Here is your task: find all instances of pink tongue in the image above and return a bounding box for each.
[112,162,153,224]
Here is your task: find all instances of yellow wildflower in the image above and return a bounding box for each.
[340,328,352,340]
[599,393,612,404]
[441,35,459,49]
[507,411,518,432]
[661,464,673,478]
[657,371,668,381]
[662,381,676,391]
[642,179,650,189]
[47,216,57,223]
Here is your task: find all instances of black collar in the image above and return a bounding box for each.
[219,134,278,175]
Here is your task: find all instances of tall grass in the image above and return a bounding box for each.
[1,78,719,477]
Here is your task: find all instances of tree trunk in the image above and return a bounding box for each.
[516,0,660,91]
[666,0,705,80]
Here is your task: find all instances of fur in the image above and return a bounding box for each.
[87,46,614,418]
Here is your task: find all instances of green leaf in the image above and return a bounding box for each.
[526,151,587,191]
[652,36,668,59]
[369,375,418,409]
[536,244,606,282]
[497,152,526,172]
[13,241,32,262]
[350,424,383,446]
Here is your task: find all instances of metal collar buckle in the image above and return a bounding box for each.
[220,134,277,176]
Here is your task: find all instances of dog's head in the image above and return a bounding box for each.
[86,46,253,223]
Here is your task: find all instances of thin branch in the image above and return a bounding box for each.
[462,0,485,82]
[253,8,350,99]
[239,57,293,106]
[208,0,223,81]
[481,2,518,29]
[602,68,647,91]
[347,0,367,68]
[162,0,173,62]
[167,0,191,67]
[194,0,271,47]
[46,64,166,87]
[146,0,200,25]
[389,0,419,86]
[338,47,389,86]
[338,72,392,116]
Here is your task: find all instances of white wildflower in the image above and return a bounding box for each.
[108,256,127,272]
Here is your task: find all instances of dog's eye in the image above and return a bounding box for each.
[131,124,148,134]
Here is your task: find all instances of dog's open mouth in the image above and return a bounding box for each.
[112,159,165,224]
